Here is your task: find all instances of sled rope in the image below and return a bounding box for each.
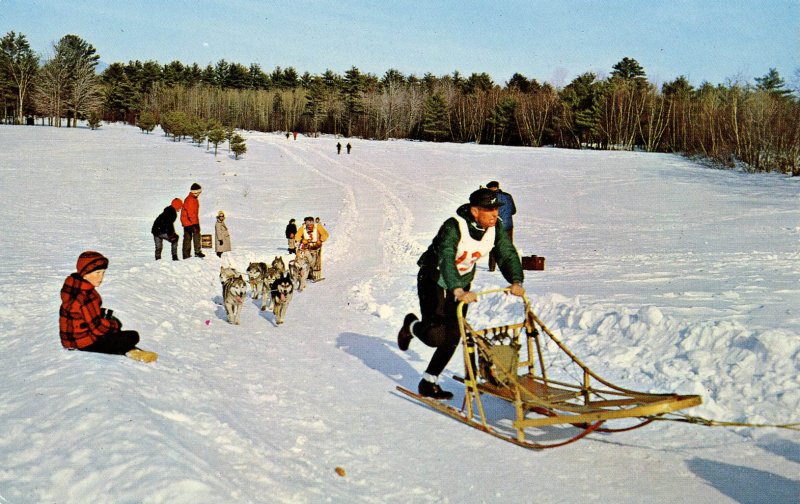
[651,413,800,431]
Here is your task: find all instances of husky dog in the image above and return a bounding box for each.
[246,262,268,300]
[289,256,311,292]
[270,273,294,325]
[221,268,247,325]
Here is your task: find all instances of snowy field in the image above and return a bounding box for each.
[0,122,798,503]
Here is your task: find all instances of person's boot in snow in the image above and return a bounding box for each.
[397,313,418,351]
[418,377,453,400]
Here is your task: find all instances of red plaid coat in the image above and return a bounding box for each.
[59,273,120,349]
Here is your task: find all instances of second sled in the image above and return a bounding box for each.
[397,289,702,449]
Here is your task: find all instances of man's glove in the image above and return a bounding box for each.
[454,288,478,304]
[508,283,525,297]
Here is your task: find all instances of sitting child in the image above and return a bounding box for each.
[59,251,156,362]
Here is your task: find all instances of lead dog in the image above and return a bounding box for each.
[270,273,294,325]
[246,262,269,301]
[220,266,247,325]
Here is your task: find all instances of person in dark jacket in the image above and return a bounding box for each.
[151,198,182,260]
[486,180,517,272]
[285,218,297,254]
[59,251,155,362]
[397,188,525,399]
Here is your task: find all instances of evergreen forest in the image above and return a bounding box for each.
[2,31,798,175]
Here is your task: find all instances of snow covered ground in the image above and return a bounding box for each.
[0,122,798,503]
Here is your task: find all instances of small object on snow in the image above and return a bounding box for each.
[335,466,346,477]
[205,320,211,326]
[126,348,158,363]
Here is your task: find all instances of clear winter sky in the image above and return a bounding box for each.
[3,0,798,88]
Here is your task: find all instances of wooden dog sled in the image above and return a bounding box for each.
[397,289,702,449]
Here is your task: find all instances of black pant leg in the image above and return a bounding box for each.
[81,330,140,355]
[415,267,468,376]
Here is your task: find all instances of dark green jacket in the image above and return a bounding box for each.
[418,204,524,290]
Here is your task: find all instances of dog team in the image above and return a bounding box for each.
[151,182,330,326]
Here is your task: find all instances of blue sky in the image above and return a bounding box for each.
[4,0,798,87]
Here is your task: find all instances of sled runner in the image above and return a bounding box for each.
[397,289,702,449]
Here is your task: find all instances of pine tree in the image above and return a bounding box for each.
[208,125,226,156]
[755,68,792,98]
[487,96,517,144]
[230,133,246,159]
[422,93,448,141]
[137,111,156,134]
[87,111,102,129]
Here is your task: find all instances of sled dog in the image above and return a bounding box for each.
[270,274,294,325]
[221,268,247,325]
[289,256,311,292]
[246,262,269,300]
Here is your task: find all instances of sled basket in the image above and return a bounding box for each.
[201,234,213,248]
[398,289,702,449]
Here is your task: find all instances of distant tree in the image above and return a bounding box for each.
[190,116,208,145]
[207,124,226,156]
[422,93,448,141]
[487,96,517,144]
[87,110,102,129]
[755,68,793,98]
[101,62,139,122]
[161,110,189,140]
[0,31,39,124]
[52,34,101,127]
[662,75,693,98]
[343,66,366,136]
[611,57,647,82]
[230,132,246,159]
[506,73,531,93]
[464,72,494,94]
[137,110,156,133]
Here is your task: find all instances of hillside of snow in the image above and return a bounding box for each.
[0,122,798,503]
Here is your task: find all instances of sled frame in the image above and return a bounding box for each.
[407,289,701,449]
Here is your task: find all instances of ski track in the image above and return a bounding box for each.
[0,124,798,503]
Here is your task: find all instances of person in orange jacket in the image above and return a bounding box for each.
[181,183,205,259]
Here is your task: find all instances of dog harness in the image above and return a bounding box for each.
[453,215,495,276]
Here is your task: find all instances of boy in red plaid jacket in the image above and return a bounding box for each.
[59,251,156,362]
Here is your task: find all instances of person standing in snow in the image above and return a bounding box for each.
[59,251,155,361]
[346,142,352,154]
[397,188,525,399]
[336,142,342,154]
[215,210,232,258]
[285,218,297,254]
[485,180,516,272]
[181,183,205,259]
[151,198,183,261]
[295,216,329,281]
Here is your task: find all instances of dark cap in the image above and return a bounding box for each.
[469,188,503,209]
[486,180,500,189]
[303,216,314,222]
[190,183,202,190]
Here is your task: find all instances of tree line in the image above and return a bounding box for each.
[2,31,798,175]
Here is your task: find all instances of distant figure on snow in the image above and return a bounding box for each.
[181,183,205,259]
[215,210,232,258]
[336,142,342,154]
[59,251,156,362]
[285,218,297,254]
[346,142,352,154]
[151,197,182,261]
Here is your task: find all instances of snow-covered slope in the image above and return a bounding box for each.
[0,123,797,503]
